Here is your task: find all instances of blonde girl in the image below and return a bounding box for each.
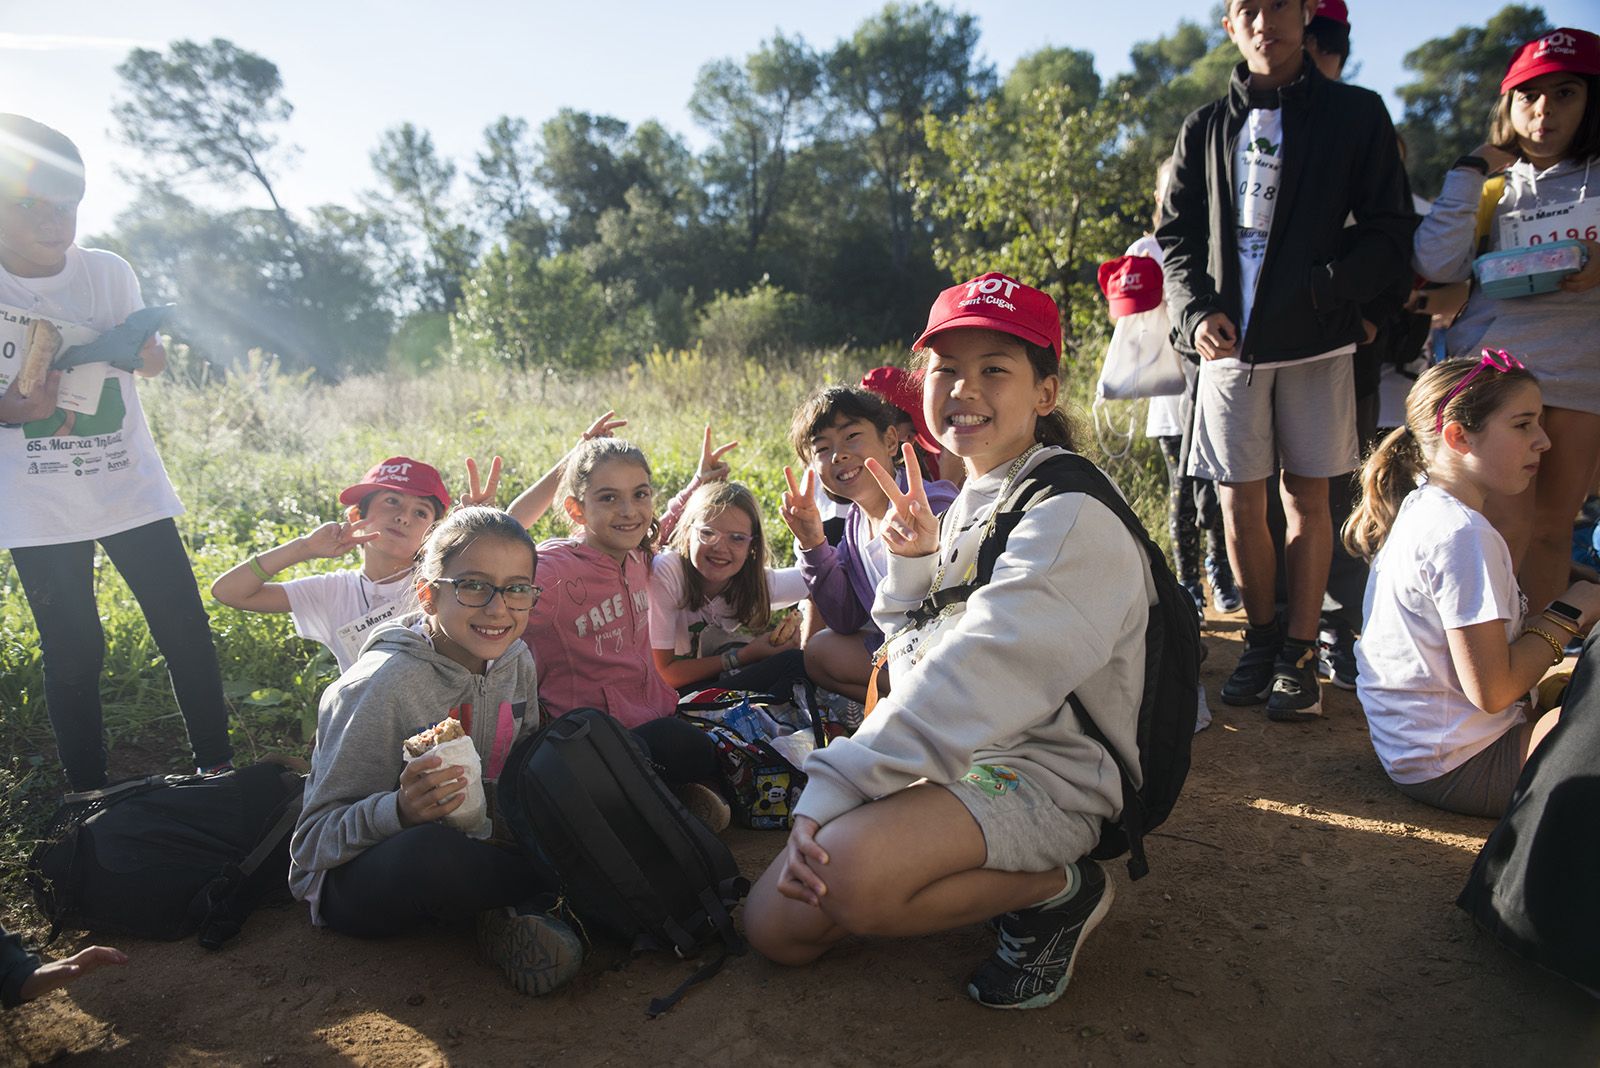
[1345,354,1600,817]
[649,481,808,692]
[745,273,1155,1011]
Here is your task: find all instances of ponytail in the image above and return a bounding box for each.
[1342,426,1423,561]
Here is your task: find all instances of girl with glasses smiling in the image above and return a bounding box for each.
[649,481,810,694]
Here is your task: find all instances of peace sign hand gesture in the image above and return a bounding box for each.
[580,409,628,444]
[780,466,826,551]
[698,425,740,482]
[459,456,503,509]
[301,518,381,559]
[863,443,940,558]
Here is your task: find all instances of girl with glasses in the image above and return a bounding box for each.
[649,481,809,693]
[290,507,583,996]
[1345,355,1600,816]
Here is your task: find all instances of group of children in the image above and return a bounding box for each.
[5,7,1600,1015]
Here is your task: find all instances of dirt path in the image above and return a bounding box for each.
[5,624,1597,1066]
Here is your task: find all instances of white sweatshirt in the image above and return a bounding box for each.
[794,446,1154,843]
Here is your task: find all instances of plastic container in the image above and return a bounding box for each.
[1473,239,1586,298]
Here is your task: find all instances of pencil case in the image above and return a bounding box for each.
[1473,240,1585,298]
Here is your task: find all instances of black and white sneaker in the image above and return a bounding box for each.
[1267,642,1324,721]
[967,860,1113,1010]
[1222,622,1281,706]
[1317,628,1358,691]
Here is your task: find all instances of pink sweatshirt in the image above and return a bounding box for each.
[523,538,677,727]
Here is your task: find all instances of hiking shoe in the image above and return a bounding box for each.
[1206,555,1243,614]
[1317,628,1358,691]
[673,782,731,834]
[967,860,1113,1010]
[1221,622,1281,706]
[477,906,583,996]
[1267,643,1324,722]
[1180,581,1206,618]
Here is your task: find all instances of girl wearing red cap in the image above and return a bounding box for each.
[746,273,1156,1011]
[1414,26,1600,617]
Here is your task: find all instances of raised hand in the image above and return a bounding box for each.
[580,409,628,443]
[698,424,739,482]
[301,518,380,559]
[780,466,826,550]
[863,443,940,558]
[460,456,503,508]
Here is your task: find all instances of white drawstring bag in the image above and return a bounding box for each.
[1096,304,1186,401]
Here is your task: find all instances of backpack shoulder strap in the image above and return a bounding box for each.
[1474,175,1506,257]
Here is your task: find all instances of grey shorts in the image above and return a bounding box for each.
[1393,719,1536,819]
[1189,356,1360,483]
[944,764,1099,873]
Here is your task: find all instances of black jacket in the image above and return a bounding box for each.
[1156,59,1417,363]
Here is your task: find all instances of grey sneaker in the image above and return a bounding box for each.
[1317,628,1358,691]
[967,860,1113,1010]
[477,906,583,996]
[1267,643,1324,721]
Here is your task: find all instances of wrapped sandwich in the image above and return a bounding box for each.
[17,318,61,396]
[400,716,489,837]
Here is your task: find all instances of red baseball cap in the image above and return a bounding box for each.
[1501,28,1600,93]
[861,366,942,457]
[339,456,452,513]
[913,272,1063,359]
[1097,255,1165,317]
[1313,0,1348,25]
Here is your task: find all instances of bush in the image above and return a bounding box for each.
[694,279,829,358]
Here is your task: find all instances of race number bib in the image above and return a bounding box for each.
[1236,125,1283,233]
[1498,191,1600,250]
[0,305,110,416]
[333,599,409,668]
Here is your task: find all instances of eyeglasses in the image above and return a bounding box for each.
[432,578,541,610]
[1434,349,1527,433]
[693,525,754,550]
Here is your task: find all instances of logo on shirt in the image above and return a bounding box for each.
[1250,137,1280,157]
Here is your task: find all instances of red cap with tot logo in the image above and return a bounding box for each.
[1097,255,1165,317]
[1501,28,1600,93]
[913,272,1063,360]
[339,456,452,511]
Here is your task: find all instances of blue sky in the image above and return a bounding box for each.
[3,1,1595,237]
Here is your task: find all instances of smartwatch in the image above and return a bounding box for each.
[1546,599,1583,625]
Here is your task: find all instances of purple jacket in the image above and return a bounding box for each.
[799,477,958,651]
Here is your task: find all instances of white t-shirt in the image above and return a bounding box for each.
[281,568,421,674]
[1354,484,1528,784]
[0,247,183,548]
[648,550,807,657]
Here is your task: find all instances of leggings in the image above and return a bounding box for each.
[319,823,559,938]
[1156,436,1226,586]
[10,518,232,791]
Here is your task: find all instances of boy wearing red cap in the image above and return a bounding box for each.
[1157,0,1415,721]
[212,457,452,673]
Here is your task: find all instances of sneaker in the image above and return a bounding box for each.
[673,782,731,834]
[1205,555,1243,614]
[1180,580,1205,618]
[477,906,583,996]
[1267,642,1324,721]
[196,761,234,777]
[1317,628,1357,691]
[967,860,1114,1010]
[1221,622,1281,706]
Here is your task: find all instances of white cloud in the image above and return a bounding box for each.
[0,33,159,53]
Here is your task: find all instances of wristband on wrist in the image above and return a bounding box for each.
[1453,154,1489,175]
[721,648,741,674]
[247,554,272,582]
[1522,625,1566,666]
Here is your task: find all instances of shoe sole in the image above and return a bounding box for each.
[480,913,583,997]
[1267,698,1324,722]
[967,880,1116,1011]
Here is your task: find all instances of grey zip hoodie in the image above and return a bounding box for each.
[794,447,1155,861]
[1414,156,1598,397]
[288,616,536,922]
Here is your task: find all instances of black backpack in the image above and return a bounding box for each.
[26,763,305,949]
[495,707,748,1016]
[904,452,1202,880]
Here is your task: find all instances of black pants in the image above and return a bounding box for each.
[319,823,558,938]
[632,715,721,786]
[10,518,232,791]
[716,648,810,697]
[1156,435,1226,587]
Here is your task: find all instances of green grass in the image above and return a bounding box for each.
[0,334,1166,933]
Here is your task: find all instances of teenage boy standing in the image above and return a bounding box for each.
[1157,0,1415,721]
